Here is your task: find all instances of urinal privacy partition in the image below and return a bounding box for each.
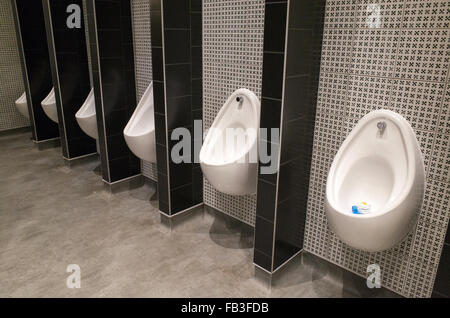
[42,0,97,160]
[86,0,140,183]
[253,0,326,273]
[433,225,450,297]
[150,0,203,215]
[11,0,59,142]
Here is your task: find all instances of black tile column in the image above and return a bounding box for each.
[43,0,96,160]
[432,224,450,298]
[11,0,59,142]
[86,0,140,183]
[191,0,203,211]
[150,0,203,216]
[254,0,325,273]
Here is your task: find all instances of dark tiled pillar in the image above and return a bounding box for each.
[432,224,450,298]
[11,0,59,142]
[254,0,325,273]
[150,0,203,216]
[43,0,96,160]
[191,0,203,211]
[86,0,140,184]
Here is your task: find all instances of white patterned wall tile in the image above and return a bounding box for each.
[203,181,257,226]
[203,0,264,225]
[324,0,356,29]
[313,113,346,154]
[429,133,450,183]
[304,217,330,259]
[355,0,404,29]
[0,0,28,131]
[351,28,399,77]
[438,84,450,134]
[419,178,450,227]
[316,72,348,117]
[403,255,438,298]
[414,129,436,176]
[320,28,353,74]
[131,0,157,181]
[132,0,152,99]
[306,154,330,224]
[328,231,372,275]
[82,0,93,87]
[403,0,450,29]
[405,218,449,298]
[402,220,447,297]
[390,79,445,131]
[343,117,360,136]
[410,221,446,262]
[346,75,392,118]
[368,232,414,292]
[395,29,450,82]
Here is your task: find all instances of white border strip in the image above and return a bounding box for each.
[160,0,172,214]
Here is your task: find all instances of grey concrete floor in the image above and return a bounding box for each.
[0,130,400,298]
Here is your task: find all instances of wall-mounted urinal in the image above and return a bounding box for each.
[41,87,58,123]
[325,109,425,252]
[15,92,29,119]
[75,88,98,139]
[124,82,156,162]
[200,88,260,195]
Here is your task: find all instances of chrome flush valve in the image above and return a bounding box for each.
[236,96,244,109]
[377,121,386,135]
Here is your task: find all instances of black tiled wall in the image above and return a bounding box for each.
[86,0,139,183]
[12,0,59,142]
[254,0,325,272]
[191,0,203,209]
[43,0,96,159]
[432,224,450,298]
[150,0,203,215]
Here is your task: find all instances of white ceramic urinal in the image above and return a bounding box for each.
[325,109,425,252]
[200,88,260,195]
[124,82,156,162]
[15,92,29,119]
[75,88,98,139]
[41,87,58,123]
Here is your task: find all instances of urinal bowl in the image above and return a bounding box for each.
[199,88,261,196]
[76,113,98,140]
[201,153,258,196]
[124,131,156,163]
[75,89,98,139]
[325,180,424,252]
[41,87,58,123]
[123,82,156,162]
[15,92,29,119]
[325,109,425,252]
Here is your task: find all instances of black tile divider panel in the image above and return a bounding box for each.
[150,0,169,214]
[432,223,450,298]
[43,0,96,159]
[151,0,203,216]
[12,0,59,142]
[86,0,139,183]
[254,0,325,273]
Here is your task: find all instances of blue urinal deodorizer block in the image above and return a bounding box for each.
[352,206,361,214]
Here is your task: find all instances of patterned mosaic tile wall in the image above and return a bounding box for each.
[131,0,157,181]
[0,0,28,131]
[82,0,93,87]
[304,0,450,298]
[203,0,265,226]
